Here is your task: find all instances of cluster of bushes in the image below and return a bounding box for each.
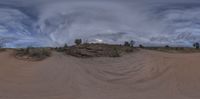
[55,44,68,52]
[160,42,200,50]
[11,38,200,59]
[6,38,136,59]
[139,42,200,51]
[144,46,200,53]
[65,44,122,58]
[124,40,135,47]
[161,42,200,50]
[55,39,83,52]
[53,39,137,58]
[15,47,51,61]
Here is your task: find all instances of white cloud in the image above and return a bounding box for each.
[0,0,200,47]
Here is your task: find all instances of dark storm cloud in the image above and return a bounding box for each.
[0,0,200,47]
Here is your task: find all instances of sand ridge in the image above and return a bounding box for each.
[0,49,199,99]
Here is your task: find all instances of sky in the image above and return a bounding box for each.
[0,0,200,47]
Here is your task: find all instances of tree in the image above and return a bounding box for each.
[75,39,82,45]
[64,43,68,48]
[124,41,130,46]
[165,45,170,48]
[139,44,144,48]
[193,42,200,49]
[130,40,135,47]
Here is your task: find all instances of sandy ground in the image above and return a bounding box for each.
[0,49,200,99]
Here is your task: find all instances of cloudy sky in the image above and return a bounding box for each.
[0,0,200,47]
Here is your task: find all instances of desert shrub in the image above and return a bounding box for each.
[75,39,82,45]
[65,47,94,58]
[124,47,134,53]
[16,47,51,61]
[65,44,125,58]
[109,48,120,57]
[63,44,137,58]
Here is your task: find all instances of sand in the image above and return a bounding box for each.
[0,49,200,99]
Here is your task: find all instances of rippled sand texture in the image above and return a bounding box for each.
[0,49,200,99]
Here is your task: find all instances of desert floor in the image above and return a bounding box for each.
[0,49,200,99]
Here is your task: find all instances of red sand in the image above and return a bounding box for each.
[0,49,200,99]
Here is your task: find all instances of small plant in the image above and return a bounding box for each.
[75,39,82,45]
[193,42,200,49]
